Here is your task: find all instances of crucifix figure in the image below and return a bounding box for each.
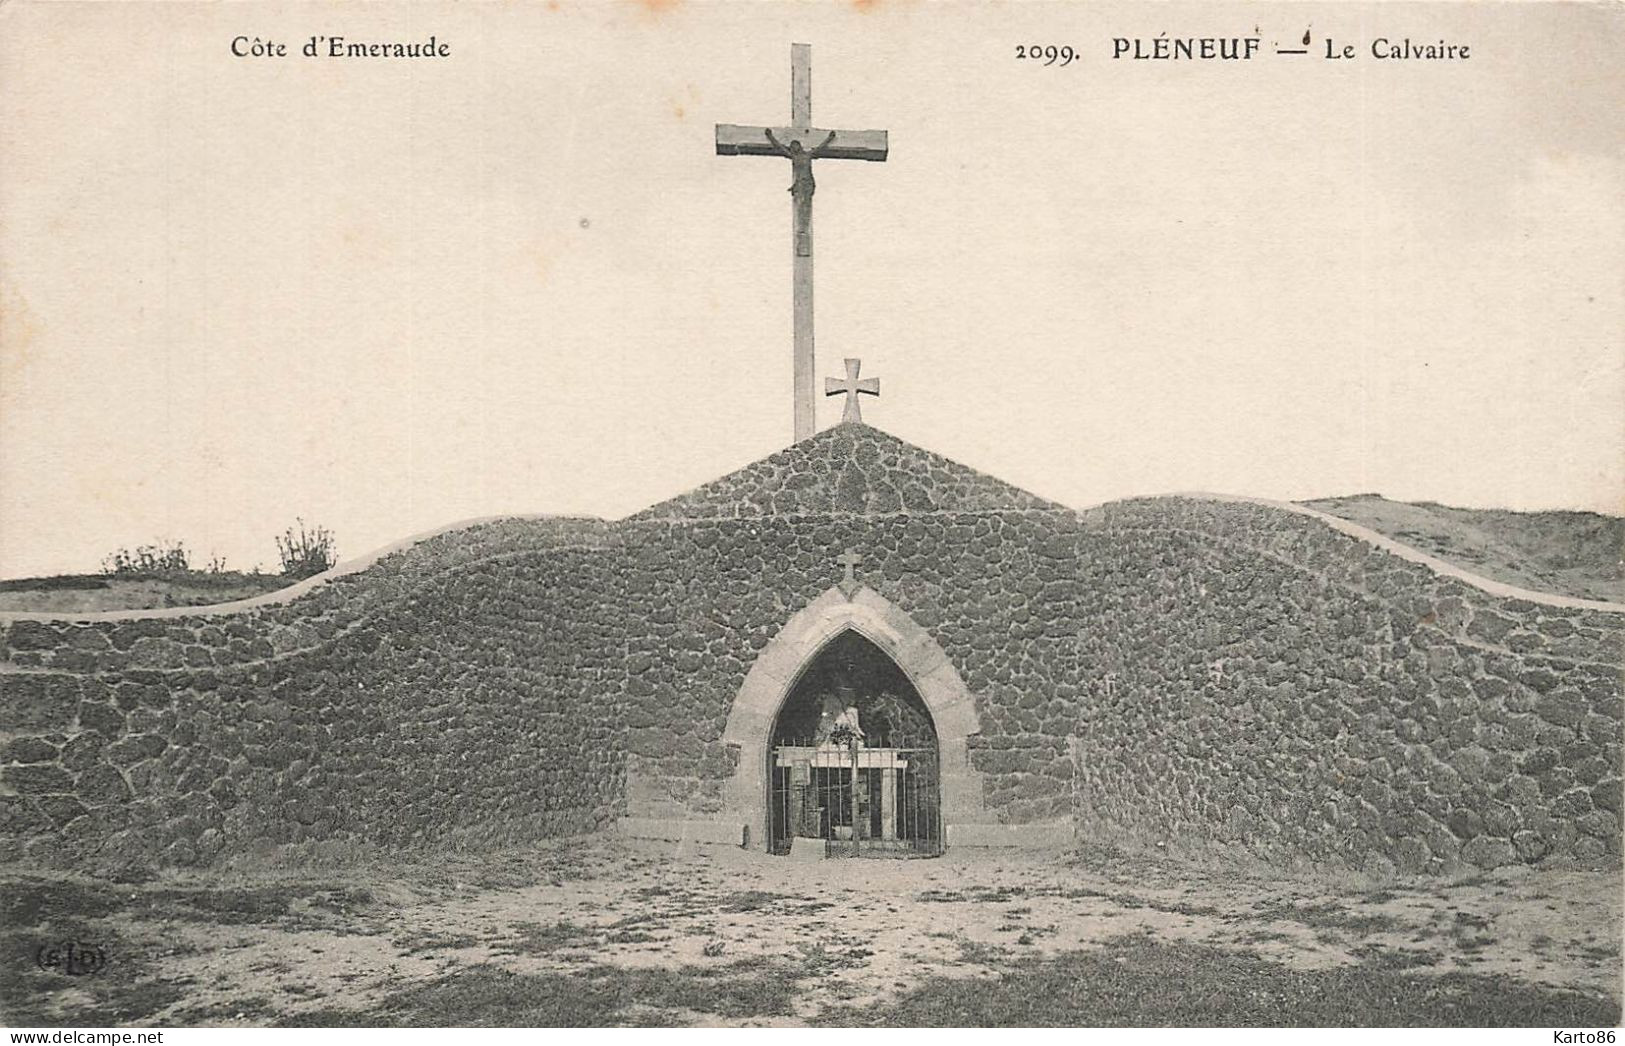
[716,44,889,444]
[764,128,837,257]
[825,358,879,424]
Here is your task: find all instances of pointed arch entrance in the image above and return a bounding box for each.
[719,586,986,852]
[768,631,941,853]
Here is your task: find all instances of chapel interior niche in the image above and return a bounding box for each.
[767,630,941,856]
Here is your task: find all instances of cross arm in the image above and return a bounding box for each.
[716,123,888,161]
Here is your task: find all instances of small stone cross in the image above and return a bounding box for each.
[836,548,862,598]
[825,358,879,424]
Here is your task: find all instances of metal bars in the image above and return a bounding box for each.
[768,737,942,857]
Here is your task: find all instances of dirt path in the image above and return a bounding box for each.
[37,838,1604,1026]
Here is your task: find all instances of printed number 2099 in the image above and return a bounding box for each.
[1016,44,1077,66]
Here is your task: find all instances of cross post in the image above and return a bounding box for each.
[716,45,888,444]
[825,358,879,424]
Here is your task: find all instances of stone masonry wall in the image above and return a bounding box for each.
[612,438,1621,872]
[3,420,1619,875]
[1065,499,1623,873]
[0,518,625,871]
[615,510,1091,823]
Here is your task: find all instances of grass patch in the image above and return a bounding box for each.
[923,881,1230,920]
[633,885,676,901]
[1252,900,1401,935]
[1436,910,1500,954]
[492,920,596,956]
[0,876,127,926]
[0,878,189,1025]
[796,941,871,975]
[436,840,610,892]
[141,884,374,928]
[1239,929,1292,945]
[605,930,659,945]
[955,936,1010,967]
[279,959,804,1027]
[170,995,278,1024]
[0,871,388,1024]
[211,836,614,895]
[1301,494,1625,603]
[825,936,1621,1027]
[917,886,1027,904]
[1351,944,1444,971]
[717,890,795,913]
[394,930,482,955]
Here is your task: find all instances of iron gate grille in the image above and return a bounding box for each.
[768,738,942,857]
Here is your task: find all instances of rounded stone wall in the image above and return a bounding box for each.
[3,425,1618,874]
[0,518,626,871]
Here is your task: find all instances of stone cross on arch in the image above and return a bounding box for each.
[825,358,879,425]
[835,548,863,598]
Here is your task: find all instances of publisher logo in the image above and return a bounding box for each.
[34,940,107,976]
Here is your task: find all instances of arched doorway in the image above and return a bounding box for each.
[717,585,987,853]
[767,631,941,856]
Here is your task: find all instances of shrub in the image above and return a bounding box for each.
[102,541,191,575]
[276,519,336,579]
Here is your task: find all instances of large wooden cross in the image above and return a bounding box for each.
[716,44,888,444]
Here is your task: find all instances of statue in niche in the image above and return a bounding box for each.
[814,658,864,746]
[859,689,934,750]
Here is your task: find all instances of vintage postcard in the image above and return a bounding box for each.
[1,0,1620,1032]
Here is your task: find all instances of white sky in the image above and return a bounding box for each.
[2,1,1621,577]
